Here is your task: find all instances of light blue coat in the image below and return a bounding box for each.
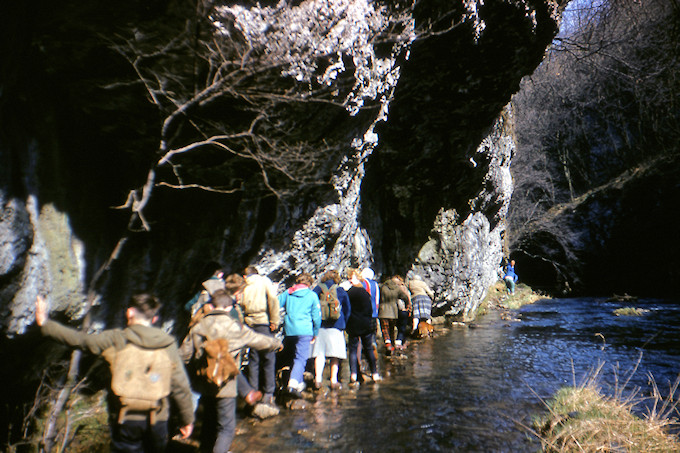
[278,287,321,337]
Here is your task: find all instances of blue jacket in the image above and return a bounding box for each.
[504,264,518,282]
[278,286,321,337]
[313,280,351,330]
[363,278,381,318]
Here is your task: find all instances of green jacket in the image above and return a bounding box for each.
[379,279,409,319]
[41,320,194,426]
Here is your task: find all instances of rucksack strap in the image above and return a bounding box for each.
[362,280,371,295]
[118,400,162,424]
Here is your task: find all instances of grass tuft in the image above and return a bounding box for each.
[531,364,680,452]
[482,281,549,312]
[613,307,650,317]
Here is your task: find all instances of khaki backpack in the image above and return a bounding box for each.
[109,343,173,423]
[319,282,342,321]
[195,337,239,388]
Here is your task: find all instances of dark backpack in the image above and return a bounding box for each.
[195,337,239,388]
[319,282,342,321]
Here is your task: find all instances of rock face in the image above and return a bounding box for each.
[410,111,515,320]
[0,0,563,340]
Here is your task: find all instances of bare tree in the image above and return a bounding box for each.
[37,1,419,450]
[509,0,680,289]
[103,0,418,231]
[34,0,495,446]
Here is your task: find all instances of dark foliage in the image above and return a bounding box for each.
[509,0,680,294]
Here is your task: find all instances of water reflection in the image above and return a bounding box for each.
[230,298,680,452]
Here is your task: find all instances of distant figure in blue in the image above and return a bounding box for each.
[504,260,518,294]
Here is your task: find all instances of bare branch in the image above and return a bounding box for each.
[156,182,242,193]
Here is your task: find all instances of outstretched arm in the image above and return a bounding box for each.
[36,296,121,354]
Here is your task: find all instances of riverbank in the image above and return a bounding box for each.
[480,281,548,312]
[534,379,680,451]
[25,297,680,452]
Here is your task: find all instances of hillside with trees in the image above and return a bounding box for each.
[509,0,680,295]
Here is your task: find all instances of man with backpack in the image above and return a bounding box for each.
[311,269,351,390]
[238,266,281,408]
[35,293,194,453]
[180,289,281,452]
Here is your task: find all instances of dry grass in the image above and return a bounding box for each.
[532,363,680,452]
[24,390,110,453]
[482,281,549,312]
[63,393,110,453]
[613,307,650,317]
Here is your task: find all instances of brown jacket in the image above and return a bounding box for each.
[180,309,281,398]
[239,274,281,328]
[41,320,194,426]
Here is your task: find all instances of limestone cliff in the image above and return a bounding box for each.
[0,0,563,338]
[1,1,565,440]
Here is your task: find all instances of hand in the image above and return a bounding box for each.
[270,322,277,332]
[179,423,193,439]
[310,337,316,345]
[35,295,48,326]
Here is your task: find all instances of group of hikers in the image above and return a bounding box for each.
[34,263,437,453]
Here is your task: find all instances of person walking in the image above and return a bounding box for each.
[311,269,351,390]
[392,275,412,349]
[345,268,381,385]
[503,260,518,294]
[36,294,194,452]
[408,274,435,332]
[360,267,380,324]
[184,262,226,316]
[239,265,281,407]
[278,273,321,397]
[379,275,410,354]
[180,290,281,452]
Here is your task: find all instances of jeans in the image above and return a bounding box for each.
[287,335,313,388]
[110,419,168,453]
[396,310,411,344]
[199,396,236,453]
[245,324,277,397]
[504,277,516,294]
[237,372,255,398]
[348,333,377,378]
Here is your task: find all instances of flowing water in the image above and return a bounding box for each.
[229,298,680,452]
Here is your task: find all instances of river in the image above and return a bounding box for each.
[226,297,680,452]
